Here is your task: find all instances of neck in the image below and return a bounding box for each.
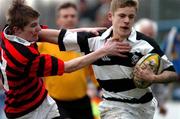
[112,32,127,41]
[15,33,25,40]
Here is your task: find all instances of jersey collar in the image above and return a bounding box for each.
[100,26,137,43]
[3,26,34,46]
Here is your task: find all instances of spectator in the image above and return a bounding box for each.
[134,18,158,38]
[95,2,111,27]
[38,2,95,119]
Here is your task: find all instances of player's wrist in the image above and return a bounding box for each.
[150,74,158,83]
[95,48,107,59]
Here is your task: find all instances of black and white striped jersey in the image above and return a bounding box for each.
[58,27,175,103]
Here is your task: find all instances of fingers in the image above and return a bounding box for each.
[85,27,107,36]
[111,40,131,50]
[109,41,131,52]
[142,63,149,70]
[114,45,130,55]
[92,27,107,30]
[112,44,131,57]
[104,39,132,57]
[116,45,131,52]
[91,31,99,36]
[133,65,143,79]
[114,53,128,57]
[133,63,155,81]
[134,65,142,73]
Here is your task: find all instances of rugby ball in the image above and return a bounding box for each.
[133,53,162,89]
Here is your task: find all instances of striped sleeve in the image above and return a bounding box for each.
[147,39,175,72]
[137,32,175,72]
[29,54,64,77]
[58,29,97,54]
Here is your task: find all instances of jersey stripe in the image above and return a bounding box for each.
[10,41,38,60]
[37,56,45,76]
[1,42,25,67]
[1,29,64,118]
[93,52,143,66]
[97,78,136,92]
[58,27,175,104]
[77,32,91,54]
[51,56,58,75]
[58,29,66,51]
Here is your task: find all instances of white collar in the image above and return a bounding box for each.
[100,26,137,43]
[3,26,34,46]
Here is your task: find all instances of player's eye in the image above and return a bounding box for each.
[30,23,37,28]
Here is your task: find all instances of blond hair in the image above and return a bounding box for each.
[110,0,139,14]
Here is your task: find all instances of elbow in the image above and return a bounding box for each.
[170,71,178,82]
[172,71,179,81]
[64,65,73,73]
[65,69,73,73]
[168,71,179,82]
[178,74,180,81]
[64,67,78,73]
[64,62,79,73]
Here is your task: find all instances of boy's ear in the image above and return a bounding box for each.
[13,26,22,35]
[108,12,113,22]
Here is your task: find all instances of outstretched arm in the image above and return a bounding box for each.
[38,27,106,44]
[33,39,125,75]
[64,39,124,73]
[0,80,3,90]
[39,29,60,44]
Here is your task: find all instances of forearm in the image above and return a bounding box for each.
[70,28,89,32]
[38,28,93,44]
[0,79,3,89]
[64,49,106,73]
[152,71,178,83]
[39,29,60,44]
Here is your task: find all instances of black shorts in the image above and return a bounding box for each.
[54,95,93,119]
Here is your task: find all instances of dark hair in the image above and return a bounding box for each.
[57,2,77,13]
[7,0,40,33]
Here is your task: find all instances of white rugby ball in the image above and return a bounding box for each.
[134,53,163,89]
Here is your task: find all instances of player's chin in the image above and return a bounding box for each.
[119,30,130,37]
[32,36,39,42]
[120,33,130,38]
[124,31,131,36]
[29,38,38,42]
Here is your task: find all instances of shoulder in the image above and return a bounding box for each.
[136,31,160,48]
[136,31,164,56]
[3,38,38,61]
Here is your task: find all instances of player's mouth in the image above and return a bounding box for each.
[121,26,129,30]
[33,33,39,38]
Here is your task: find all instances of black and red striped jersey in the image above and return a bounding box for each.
[0,27,64,118]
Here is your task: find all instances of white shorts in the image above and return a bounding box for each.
[99,98,158,119]
[15,95,60,119]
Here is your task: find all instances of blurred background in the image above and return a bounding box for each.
[0,0,180,119]
[1,0,180,43]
